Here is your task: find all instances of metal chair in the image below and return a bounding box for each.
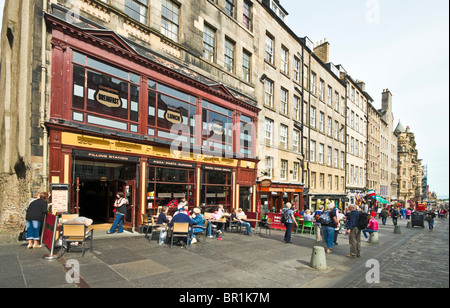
[144,216,163,242]
[260,217,272,236]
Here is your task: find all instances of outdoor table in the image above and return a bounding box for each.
[208,219,226,237]
[241,218,260,234]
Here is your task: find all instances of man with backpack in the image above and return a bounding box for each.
[345,204,363,258]
[282,203,298,244]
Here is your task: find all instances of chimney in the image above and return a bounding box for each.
[356,80,366,92]
[313,38,330,63]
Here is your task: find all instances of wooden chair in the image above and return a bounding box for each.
[170,222,190,249]
[60,214,79,222]
[141,213,151,234]
[260,217,272,236]
[59,224,93,257]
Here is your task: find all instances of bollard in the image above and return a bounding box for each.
[369,232,379,244]
[406,221,412,228]
[394,225,401,234]
[310,246,327,270]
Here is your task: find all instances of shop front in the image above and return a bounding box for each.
[257,181,304,214]
[45,15,259,230]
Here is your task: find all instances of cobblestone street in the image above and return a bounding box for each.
[337,218,449,288]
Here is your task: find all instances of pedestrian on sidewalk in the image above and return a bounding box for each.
[282,203,298,244]
[345,204,361,258]
[391,206,399,226]
[380,207,389,225]
[425,209,436,231]
[320,203,339,254]
[25,192,49,249]
[107,192,129,234]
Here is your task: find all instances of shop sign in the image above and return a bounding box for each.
[202,165,233,172]
[259,179,272,188]
[95,85,122,108]
[165,107,183,124]
[74,149,139,162]
[148,158,195,169]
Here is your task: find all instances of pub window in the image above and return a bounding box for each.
[161,0,180,43]
[125,0,148,24]
[200,170,232,210]
[71,51,140,133]
[202,100,233,154]
[147,79,197,144]
[147,165,196,210]
[240,114,253,157]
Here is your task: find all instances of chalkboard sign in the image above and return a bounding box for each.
[50,184,70,213]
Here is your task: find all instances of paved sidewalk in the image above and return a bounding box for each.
[0,217,440,288]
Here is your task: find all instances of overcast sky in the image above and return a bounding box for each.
[1,0,449,197]
[281,0,449,198]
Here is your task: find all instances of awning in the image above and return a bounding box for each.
[375,195,389,204]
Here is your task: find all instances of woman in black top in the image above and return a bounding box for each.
[25,192,49,248]
[107,192,129,234]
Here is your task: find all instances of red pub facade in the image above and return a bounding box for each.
[45,14,259,230]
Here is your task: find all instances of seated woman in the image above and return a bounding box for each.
[362,215,379,242]
[303,209,314,221]
[190,207,212,243]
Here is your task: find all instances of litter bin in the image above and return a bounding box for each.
[411,211,424,228]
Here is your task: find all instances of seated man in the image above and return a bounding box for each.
[169,207,193,246]
[231,208,252,236]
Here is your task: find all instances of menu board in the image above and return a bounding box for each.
[50,184,70,213]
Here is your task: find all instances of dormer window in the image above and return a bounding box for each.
[270,0,287,22]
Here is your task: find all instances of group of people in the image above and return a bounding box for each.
[282,202,379,258]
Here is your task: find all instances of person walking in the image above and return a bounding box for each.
[391,206,399,226]
[425,209,436,231]
[107,192,129,234]
[345,204,361,258]
[25,192,49,249]
[282,203,298,244]
[380,207,389,225]
[320,203,339,253]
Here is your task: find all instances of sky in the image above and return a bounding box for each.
[281,0,449,198]
[0,0,449,198]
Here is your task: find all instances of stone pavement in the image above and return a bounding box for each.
[0,217,448,289]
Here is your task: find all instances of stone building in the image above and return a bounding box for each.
[395,122,423,207]
[379,89,398,202]
[366,97,381,200]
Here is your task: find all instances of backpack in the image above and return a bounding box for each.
[281,209,290,223]
[357,212,369,230]
[319,211,331,225]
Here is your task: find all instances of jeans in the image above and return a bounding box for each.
[284,222,293,243]
[392,217,398,225]
[362,229,377,239]
[109,213,125,233]
[381,217,387,225]
[239,221,251,234]
[26,220,41,240]
[428,220,434,230]
[322,226,335,249]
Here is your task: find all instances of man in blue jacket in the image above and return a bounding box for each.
[169,207,193,246]
[345,204,361,258]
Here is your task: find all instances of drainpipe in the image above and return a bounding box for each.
[40,0,48,192]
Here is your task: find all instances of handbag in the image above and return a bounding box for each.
[18,227,27,241]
